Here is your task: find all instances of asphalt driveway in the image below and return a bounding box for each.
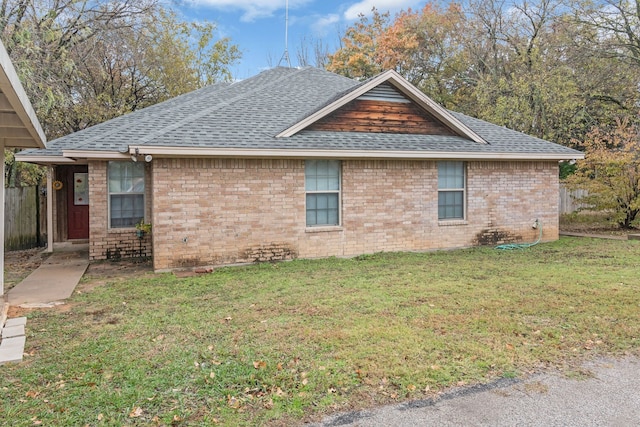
[314,357,640,426]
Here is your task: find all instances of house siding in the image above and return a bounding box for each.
[142,158,558,271]
[86,158,558,269]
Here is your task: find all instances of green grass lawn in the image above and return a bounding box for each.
[2,237,640,426]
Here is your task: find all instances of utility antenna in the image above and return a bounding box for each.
[278,0,291,67]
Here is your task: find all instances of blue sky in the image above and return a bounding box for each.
[173,0,423,79]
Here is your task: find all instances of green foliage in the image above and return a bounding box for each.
[564,116,640,228]
[1,1,241,139]
[4,149,45,187]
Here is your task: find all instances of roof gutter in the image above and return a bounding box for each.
[14,154,78,165]
[127,145,584,161]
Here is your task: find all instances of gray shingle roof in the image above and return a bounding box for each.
[18,66,582,159]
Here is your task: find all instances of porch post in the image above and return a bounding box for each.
[46,166,53,252]
[1,140,5,297]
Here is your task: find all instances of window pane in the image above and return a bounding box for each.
[305,160,340,191]
[438,191,464,220]
[108,161,145,193]
[110,194,144,228]
[438,161,464,189]
[306,193,339,226]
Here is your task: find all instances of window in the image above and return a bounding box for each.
[305,160,341,226]
[108,161,145,228]
[438,161,465,220]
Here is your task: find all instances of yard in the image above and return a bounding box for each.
[2,237,640,426]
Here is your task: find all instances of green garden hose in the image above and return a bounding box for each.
[496,220,543,250]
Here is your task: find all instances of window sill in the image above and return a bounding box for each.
[108,227,136,232]
[438,219,468,227]
[305,226,344,233]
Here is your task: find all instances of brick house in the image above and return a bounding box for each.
[17,67,583,271]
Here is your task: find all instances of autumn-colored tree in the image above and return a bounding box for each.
[376,3,466,108]
[325,0,640,152]
[565,117,640,228]
[326,8,389,79]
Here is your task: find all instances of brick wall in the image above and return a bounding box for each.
[149,158,559,271]
[88,161,153,261]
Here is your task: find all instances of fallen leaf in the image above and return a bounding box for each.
[506,343,514,350]
[227,395,241,409]
[210,372,215,379]
[407,384,416,392]
[253,360,266,369]
[276,363,283,371]
[97,414,104,421]
[25,390,39,398]
[264,399,274,409]
[173,415,182,422]
[301,378,308,386]
[129,407,143,418]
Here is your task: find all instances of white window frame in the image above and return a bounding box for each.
[437,161,466,220]
[305,160,342,227]
[107,161,146,229]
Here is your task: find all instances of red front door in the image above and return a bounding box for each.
[67,166,89,239]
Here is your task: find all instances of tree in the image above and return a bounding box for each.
[565,116,640,228]
[375,2,467,108]
[326,8,389,79]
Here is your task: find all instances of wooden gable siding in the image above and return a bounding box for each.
[308,99,457,135]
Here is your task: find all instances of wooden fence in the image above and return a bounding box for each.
[4,186,44,251]
[559,184,587,214]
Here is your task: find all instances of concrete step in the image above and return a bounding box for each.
[0,316,27,365]
[0,335,26,364]
[5,317,27,327]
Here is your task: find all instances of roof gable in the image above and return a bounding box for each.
[277,69,487,144]
[307,83,457,136]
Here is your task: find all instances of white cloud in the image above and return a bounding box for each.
[186,0,312,22]
[343,0,421,21]
[310,13,340,36]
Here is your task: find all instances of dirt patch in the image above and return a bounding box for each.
[84,258,153,280]
[4,249,154,298]
[560,224,635,237]
[78,258,154,293]
[4,247,50,293]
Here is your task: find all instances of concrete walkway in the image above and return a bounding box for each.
[1,243,88,364]
[6,243,89,306]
